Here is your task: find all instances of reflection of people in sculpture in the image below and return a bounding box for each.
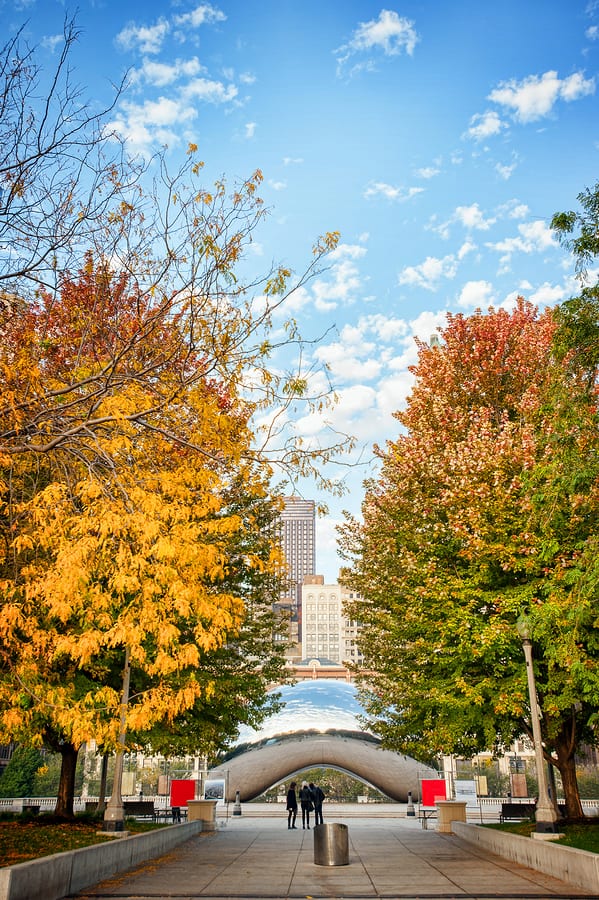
[286,781,298,829]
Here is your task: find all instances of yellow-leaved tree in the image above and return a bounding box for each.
[0,23,351,817]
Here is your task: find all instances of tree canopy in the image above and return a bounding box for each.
[0,21,349,816]
[340,293,599,817]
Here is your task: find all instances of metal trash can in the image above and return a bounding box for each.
[313,822,349,866]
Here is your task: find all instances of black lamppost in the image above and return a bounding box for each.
[516,617,558,834]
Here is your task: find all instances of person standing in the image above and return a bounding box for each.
[286,781,298,829]
[299,781,314,829]
[309,781,325,826]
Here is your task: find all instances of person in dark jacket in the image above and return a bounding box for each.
[309,781,325,825]
[299,781,314,829]
[286,781,298,829]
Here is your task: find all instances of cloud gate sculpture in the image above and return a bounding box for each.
[208,680,437,801]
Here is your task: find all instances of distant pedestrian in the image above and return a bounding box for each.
[299,781,314,829]
[309,781,325,825]
[286,781,298,829]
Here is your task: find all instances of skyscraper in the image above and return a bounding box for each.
[276,496,315,651]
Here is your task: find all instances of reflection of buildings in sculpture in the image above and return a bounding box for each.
[275,497,315,653]
[212,679,438,802]
[301,575,365,667]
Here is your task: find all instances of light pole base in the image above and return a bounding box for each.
[233,790,242,816]
[102,818,125,833]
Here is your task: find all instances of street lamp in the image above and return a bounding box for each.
[103,648,131,832]
[516,617,559,834]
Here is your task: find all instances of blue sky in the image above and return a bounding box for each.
[6,0,599,579]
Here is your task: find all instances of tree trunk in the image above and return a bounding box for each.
[54,742,79,818]
[553,731,584,819]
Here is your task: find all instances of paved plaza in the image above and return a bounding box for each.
[73,812,597,900]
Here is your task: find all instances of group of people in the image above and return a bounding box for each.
[285,780,325,829]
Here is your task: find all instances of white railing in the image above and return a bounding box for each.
[1,795,598,816]
[0,794,169,814]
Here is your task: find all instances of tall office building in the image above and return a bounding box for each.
[275,496,315,653]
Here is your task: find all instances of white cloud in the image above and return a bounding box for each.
[415,165,440,179]
[315,345,382,382]
[283,157,304,166]
[336,9,419,75]
[457,280,495,309]
[41,34,63,53]
[117,6,225,55]
[489,70,595,123]
[360,313,409,343]
[245,122,257,139]
[587,25,599,40]
[430,204,494,240]
[275,244,368,316]
[375,371,415,419]
[173,4,226,29]
[498,199,529,219]
[268,179,287,191]
[329,243,368,262]
[364,181,424,201]
[312,260,363,311]
[269,246,368,316]
[495,161,516,180]
[486,219,557,267]
[334,383,380,420]
[133,57,204,87]
[315,518,344,577]
[347,9,418,54]
[465,110,505,141]
[107,97,197,153]
[183,77,238,103]
[117,18,170,54]
[398,253,459,291]
[527,282,567,306]
[457,240,476,260]
[454,203,496,231]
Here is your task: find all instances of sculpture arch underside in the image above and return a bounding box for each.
[208,734,437,802]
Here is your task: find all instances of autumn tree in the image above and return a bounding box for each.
[0,256,302,816]
[0,23,350,817]
[0,20,347,481]
[340,298,599,817]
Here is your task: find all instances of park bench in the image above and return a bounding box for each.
[500,802,536,822]
[153,805,188,822]
[500,801,567,823]
[123,800,157,820]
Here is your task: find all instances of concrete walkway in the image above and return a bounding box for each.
[73,814,596,900]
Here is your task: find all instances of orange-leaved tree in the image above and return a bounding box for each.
[0,21,351,817]
[1,260,291,815]
[340,298,599,817]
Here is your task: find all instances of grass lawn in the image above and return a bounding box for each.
[485,820,599,853]
[0,814,167,868]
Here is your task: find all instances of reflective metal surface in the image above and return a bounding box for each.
[235,680,371,746]
[313,822,350,867]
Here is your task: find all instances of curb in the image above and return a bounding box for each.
[0,821,202,900]
[453,821,599,894]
